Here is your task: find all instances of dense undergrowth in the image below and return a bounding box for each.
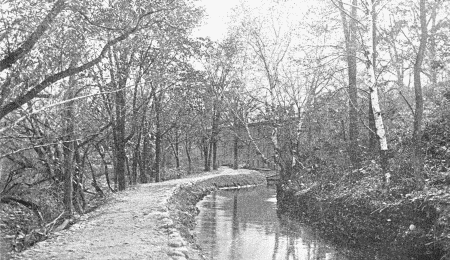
[0,165,205,256]
[279,168,449,258]
[0,179,106,255]
[278,107,450,259]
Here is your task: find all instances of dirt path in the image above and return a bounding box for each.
[11,168,262,260]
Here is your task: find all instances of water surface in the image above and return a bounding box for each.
[194,186,347,260]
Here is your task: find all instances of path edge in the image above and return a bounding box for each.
[165,169,267,260]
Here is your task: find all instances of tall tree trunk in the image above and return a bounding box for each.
[161,141,167,169]
[233,113,241,170]
[62,107,74,218]
[185,137,192,174]
[233,127,239,170]
[154,133,161,182]
[211,105,220,170]
[212,139,218,170]
[203,136,210,171]
[208,141,213,171]
[368,96,378,151]
[368,0,390,184]
[338,0,360,169]
[62,65,77,218]
[233,135,239,170]
[132,111,147,185]
[132,132,141,185]
[109,47,132,191]
[412,0,428,189]
[154,93,162,182]
[125,155,131,185]
[111,119,118,190]
[96,144,114,192]
[172,129,180,169]
[140,125,150,183]
[429,3,438,92]
[73,145,85,213]
[114,86,127,190]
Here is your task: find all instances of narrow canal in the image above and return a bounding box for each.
[194,185,348,260]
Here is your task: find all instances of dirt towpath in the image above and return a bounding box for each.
[11,168,264,260]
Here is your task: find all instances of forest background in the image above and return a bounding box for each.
[0,0,449,254]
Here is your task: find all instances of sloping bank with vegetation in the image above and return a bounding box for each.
[167,170,266,256]
[271,111,450,259]
[276,175,449,260]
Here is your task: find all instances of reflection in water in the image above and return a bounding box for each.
[195,186,347,260]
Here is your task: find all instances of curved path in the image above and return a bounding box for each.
[12,168,263,260]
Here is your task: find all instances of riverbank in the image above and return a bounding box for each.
[8,167,266,260]
[276,178,449,259]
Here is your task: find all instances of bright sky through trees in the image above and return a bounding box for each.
[193,0,315,41]
[193,0,241,40]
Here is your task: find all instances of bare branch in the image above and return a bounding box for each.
[0,0,66,72]
[0,7,163,121]
[0,88,127,134]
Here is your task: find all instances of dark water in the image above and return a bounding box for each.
[194,186,348,260]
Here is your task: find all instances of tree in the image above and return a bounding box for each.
[62,61,78,217]
[109,46,132,191]
[366,0,389,184]
[411,0,428,188]
[0,1,164,122]
[0,0,66,72]
[236,5,293,177]
[335,0,361,168]
[204,37,241,170]
[0,0,204,227]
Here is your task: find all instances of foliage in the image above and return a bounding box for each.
[1,0,450,257]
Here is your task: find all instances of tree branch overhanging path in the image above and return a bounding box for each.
[0,2,167,121]
[0,0,66,73]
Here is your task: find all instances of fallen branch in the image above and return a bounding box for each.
[45,211,65,233]
[0,196,43,223]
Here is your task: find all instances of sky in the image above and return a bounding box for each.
[192,0,314,41]
[192,0,242,40]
